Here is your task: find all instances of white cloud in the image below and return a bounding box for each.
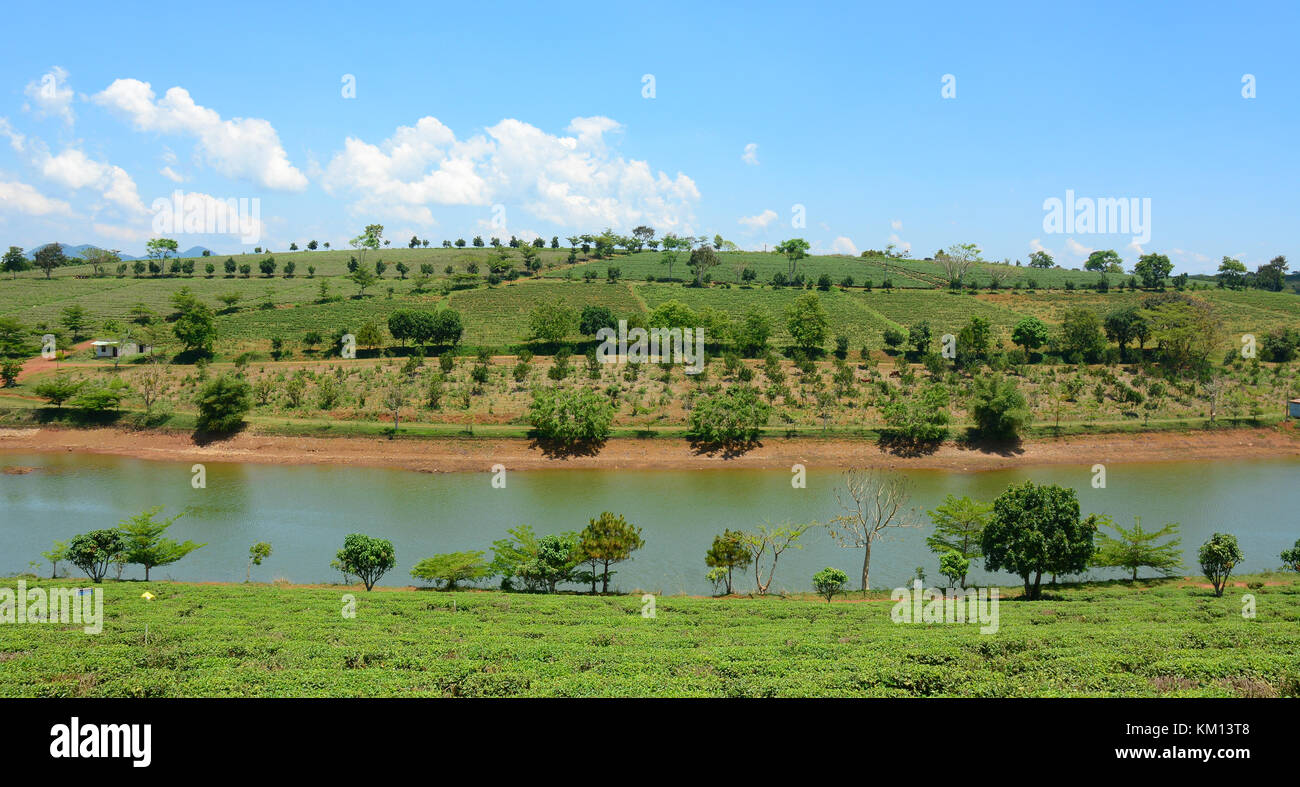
[888,233,911,254]
[1029,238,1048,253]
[36,147,148,216]
[890,219,903,231]
[738,209,777,229]
[814,236,858,256]
[741,142,759,166]
[0,118,25,153]
[94,78,308,191]
[160,166,186,183]
[24,67,75,124]
[0,180,72,216]
[322,115,699,231]
[1065,238,1093,257]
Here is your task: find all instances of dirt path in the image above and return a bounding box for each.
[0,425,1295,473]
[15,340,95,382]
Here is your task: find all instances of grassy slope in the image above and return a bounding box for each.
[1,576,1297,698]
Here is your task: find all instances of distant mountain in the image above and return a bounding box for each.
[28,242,214,261]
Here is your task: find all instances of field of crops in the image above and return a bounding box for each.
[1,576,1296,697]
[550,251,935,288]
[449,280,646,346]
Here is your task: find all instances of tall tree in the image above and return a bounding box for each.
[828,469,921,590]
[774,238,810,278]
[576,512,645,593]
[925,495,991,588]
[33,242,66,279]
[1093,516,1182,581]
[119,506,204,581]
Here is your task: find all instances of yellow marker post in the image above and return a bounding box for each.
[141,591,155,642]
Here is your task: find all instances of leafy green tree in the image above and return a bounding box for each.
[1103,306,1147,361]
[528,302,579,343]
[938,552,971,589]
[349,266,378,296]
[1011,316,1049,354]
[687,243,720,285]
[775,238,810,278]
[1058,307,1105,360]
[1027,249,1054,269]
[527,387,615,445]
[1280,539,1300,573]
[195,374,253,433]
[247,542,272,582]
[705,529,751,595]
[981,481,1098,599]
[576,512,645,593]
[2,246,30,279]
[1093,516,1183,581]
[687,386,770,446]
[69,378,130,412]
[785,293,830,354]
[33,242,67,278]
[34,376,83,408]
[172,297,217,354]
[118,506,204,581]
[1084,249,1122,273]
[812,566,849,602]
[956,316,992,366]
[882,384,950,444]
[578,305,617,336]
[42,539,69,578]
[1198,532,1242,597]
[969,374,1030,441]
[1216,256,1248,289]
[336,533,396,591]
[1133,252,1173,289]
[409,551,491,589]
[925,495,991,588]
[735,309,772,356]
[66,529,127,583]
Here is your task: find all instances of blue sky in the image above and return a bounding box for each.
[0,0,1295,274]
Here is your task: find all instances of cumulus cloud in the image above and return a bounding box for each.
[24,67,75,124]
[322,115,699,231]
[741,142,759,165]
[1065,238,1093,257]
[738,209,777,229]
[160,166,185,183]
[35,146,148,216]
[94,78,308,191]
[890,219,903,231]
[888,233,911,254]
[0,180,72,216]
[814,236,858,256]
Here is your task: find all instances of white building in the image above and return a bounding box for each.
[92,340,150,358]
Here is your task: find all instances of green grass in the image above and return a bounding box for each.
[1,576,1296,697]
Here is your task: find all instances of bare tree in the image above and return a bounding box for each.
[136,357,169,415]
[828,469,922,590]
[937,242,981,285]
[739,522,817,595]
[1204,376,1227,423]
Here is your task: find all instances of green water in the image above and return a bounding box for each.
[2,453,1297,594]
